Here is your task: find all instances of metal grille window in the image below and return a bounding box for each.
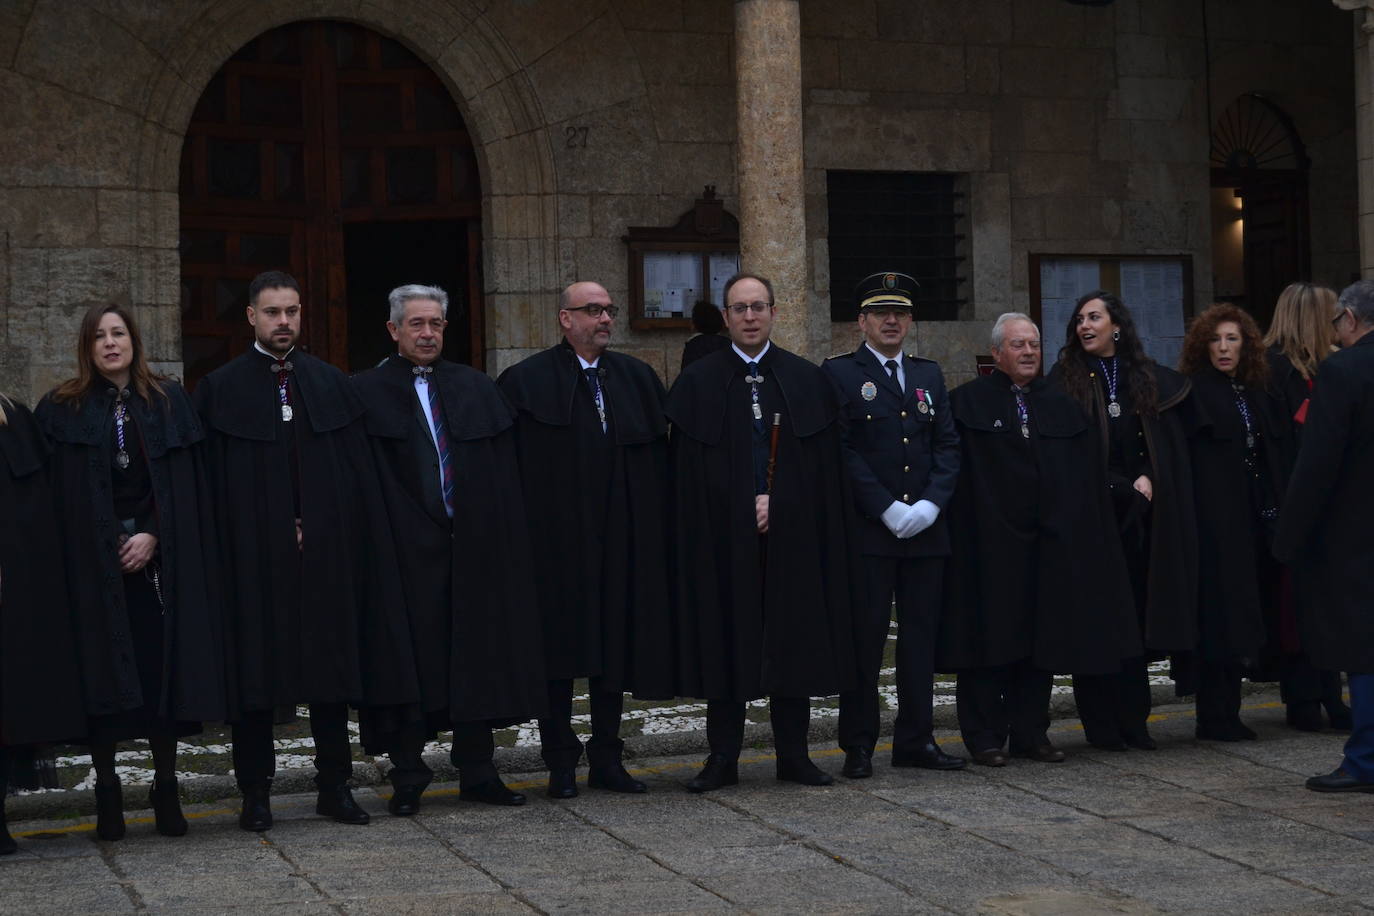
[826,171,968,322]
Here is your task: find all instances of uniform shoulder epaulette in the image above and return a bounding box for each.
[823,351,854,362]
[907,353,935,364]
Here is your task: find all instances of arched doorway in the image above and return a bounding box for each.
[178,21,482,387]
[1209,93,1311,329]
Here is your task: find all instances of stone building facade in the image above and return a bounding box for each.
[0,0,1363,404]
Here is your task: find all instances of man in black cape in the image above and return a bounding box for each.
[1275,279,1374,793]
[937,314,1139,766]
[194,270,386,830]
[667,272,860,792]
[498,280,673,798]
[821,271,963,779]
[352,284,545,814]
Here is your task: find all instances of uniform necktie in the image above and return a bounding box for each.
[584,367,607,434]
[420,376,455,515]
[884,358,902,393]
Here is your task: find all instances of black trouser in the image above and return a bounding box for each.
[1281,657,1346,709]
[838,555,942,756]
[539,678,625,771]
[707,697,810,761]
[956,661,1053,755]
[1072,657,1152,745]
[232,703,353,790]
[1196,660,1246,728]
[387,721,497,790]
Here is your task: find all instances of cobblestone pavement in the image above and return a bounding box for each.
[4,691,1372,915]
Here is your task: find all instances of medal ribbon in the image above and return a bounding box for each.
[1097,356,1119,407]
[1232,380,1256,450]
[1012,384,1030,438]
[273,360,293,416]
[745,361,765,430]
[583,367,608,434]
[114,391,129,464]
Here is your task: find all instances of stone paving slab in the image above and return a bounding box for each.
[5,691,1374,915]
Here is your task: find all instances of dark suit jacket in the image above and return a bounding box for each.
[822,344,960,557]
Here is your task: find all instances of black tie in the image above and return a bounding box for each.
[884,359,902,392]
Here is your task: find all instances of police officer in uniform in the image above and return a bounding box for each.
[822,272,963,778]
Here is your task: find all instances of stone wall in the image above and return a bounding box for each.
[0,0,1360,403]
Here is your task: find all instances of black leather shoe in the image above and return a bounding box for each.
[388,784,425,816]
[972,749,1008,767]
[94,782,126,841]
[1123,732,1158,751]
[0,821,14,856]
[1286,702,1324,732]
[1011,744,1066,764]
[461,778,526,806]
[686,753,738,793]
[149,777,188,837]
[546,769,578,799]
[316,785,370,825]
[893,742,966,771]
[239,782,273,832]
[588,763,647,794]
[776,756,834,787]
[842,747,873,779]
[1306,767,1374,793]
[1196,720,1257,742]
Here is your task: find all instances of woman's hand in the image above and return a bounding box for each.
[1132,475,1153,502]
[119,532,158,573]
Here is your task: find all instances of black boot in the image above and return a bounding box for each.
[316,784,370,825]
[238,781,273,832]
[149,777,188,837]
[94,782,125,841]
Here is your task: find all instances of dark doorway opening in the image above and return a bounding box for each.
[344,220,469,372]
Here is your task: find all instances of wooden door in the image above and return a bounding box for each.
[1240,171,1310,330]
[179,21,482,388]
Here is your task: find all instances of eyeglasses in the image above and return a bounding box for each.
[727,301,771,315]
[564,304,619,319]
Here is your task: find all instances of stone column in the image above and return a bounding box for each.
[1335,0,1374,275]
[734,0,809,357]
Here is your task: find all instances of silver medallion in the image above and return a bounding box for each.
[860,381,877,401]
[917,401,930,414]
[1107,401,1122,418]
[281,403,294,422]
[1020,424,1030,439]
[115,450,130,469]
[1246,434,1255,449]
[752,403,763,420]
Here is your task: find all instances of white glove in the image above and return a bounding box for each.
[880,501,908,536]
[897,499,940,538]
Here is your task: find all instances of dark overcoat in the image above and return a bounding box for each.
[498,343,674,698]
[193,349,385,714]
[36,381,226,724]
[0,400,87,746]
[936,371,1140,674]
[666,344,860,702]
[352,355,546,741]
[1273,331,1374,673]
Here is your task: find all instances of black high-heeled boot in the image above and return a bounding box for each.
[149,777,188,837]
[94,782,126,841]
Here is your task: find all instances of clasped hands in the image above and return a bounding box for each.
[880,499,939,539]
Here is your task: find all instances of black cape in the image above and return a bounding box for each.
[937,372,1140,674]
[351,356,546,749]
[498,343,674,698]
[194,349,389,715]
[1273,331,1374,673]
[0,400,87,746]
[1185,368,1294,665]
[666,344,860,701]
[35,381,226,724]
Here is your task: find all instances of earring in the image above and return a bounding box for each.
[1112,329,1120,341]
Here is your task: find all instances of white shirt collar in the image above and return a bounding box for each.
[576,354,600,371]
[254,341,295,361]
[731,340,771,364]
[865,342,904,366]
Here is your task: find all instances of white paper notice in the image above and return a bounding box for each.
[1120,260,1186,368]
[708,252,740,306]
[1039,259,1101,342]
[643,251,700,317]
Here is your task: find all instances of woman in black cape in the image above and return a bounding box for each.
[1180,304,1294,740]
[1,393,87,854]
[1050,290,1198,751]
[35,304,225,841]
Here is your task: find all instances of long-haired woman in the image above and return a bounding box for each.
[1263,282,1352,731]
[35,304,224,841]
[1179,304,1294,740]
[1051,291,1198,751]
[1,392,87,853]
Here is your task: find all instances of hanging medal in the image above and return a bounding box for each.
[1013,386,1030,439]
[745,365,764,420]
[916,388,931,414]
[1232,381,1256,450]
[114,391,131,469]
[274,360,294,422]
[1099,356,1122,418]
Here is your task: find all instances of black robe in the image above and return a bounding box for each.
[1050,360,1199,654]
[1273,331,1374,673]
[351,356,546,750]
[937,371,1140,675]
[1185,368,1294,665]
[498,343,674,698]
[35,381,226,725]
[0,400,86,747]
[666,344,860,702]
[194,349,388,715]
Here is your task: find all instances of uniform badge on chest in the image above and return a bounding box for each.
[860,381,877,401]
